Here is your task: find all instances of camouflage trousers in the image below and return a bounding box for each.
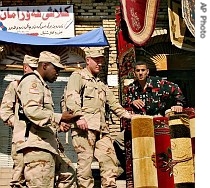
[10,142,25,188]
[72,129,120,188]
[22,147,77,188]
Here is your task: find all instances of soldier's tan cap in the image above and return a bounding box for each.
[38,51,64,69]
[23,55,38,68]
[85,47,104,58]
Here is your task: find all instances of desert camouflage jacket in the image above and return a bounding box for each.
[0,80,18,127]
[13,70,62,154]
[65,68,130,134]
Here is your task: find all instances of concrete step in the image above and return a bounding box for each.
[0,168,12,187]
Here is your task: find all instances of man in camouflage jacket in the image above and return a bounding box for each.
[13,51,80,188]
[0,54,38,188]
[65,48,131,188]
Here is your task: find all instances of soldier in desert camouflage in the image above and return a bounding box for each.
[0,54,38,188]
[64,48,132,188]
[13,51,80,188]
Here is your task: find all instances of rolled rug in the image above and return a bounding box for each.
[125,128,134,188]
[166,110,195,187]
[153,116,175,188]
[122,117,134,188]
[131,115,158,188]
[183,108,195,168]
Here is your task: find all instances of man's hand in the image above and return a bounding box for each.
[76,118,88,131]
[61,111,82,123]
[6,116,15,127]
[171,105,183,113]
[59,122,71,132]
[132,99,145,109]
[123,112,136,119]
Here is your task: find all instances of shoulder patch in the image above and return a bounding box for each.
[29,82,39,94]
[32,83,37,88]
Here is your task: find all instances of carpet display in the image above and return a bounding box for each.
[120,0,160,46]
[124,108,195,188]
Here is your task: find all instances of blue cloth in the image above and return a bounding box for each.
[0,27,109,47]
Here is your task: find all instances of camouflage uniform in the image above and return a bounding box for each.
[0,80,18,127]
[65,68,131,188]
[13,70,77,188]
[0,80,25,187]
[0,55,39,188]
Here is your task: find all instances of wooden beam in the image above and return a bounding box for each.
[0,64,83,72]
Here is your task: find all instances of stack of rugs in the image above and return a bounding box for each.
[127,108,195,188]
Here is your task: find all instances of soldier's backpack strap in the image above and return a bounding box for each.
[17,72,44,141]
[19,72,42,84]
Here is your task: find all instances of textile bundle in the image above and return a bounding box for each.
[122,116,134,188]
[154,117,175,188]
[181,108,195,170]
[126,108,195,188]
[167,110,195,186]
[131,115,158,187]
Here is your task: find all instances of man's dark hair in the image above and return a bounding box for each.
[134,60,148,69]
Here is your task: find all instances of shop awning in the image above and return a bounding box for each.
[0,27,109,47]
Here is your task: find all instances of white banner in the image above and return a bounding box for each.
[0,5,75,38]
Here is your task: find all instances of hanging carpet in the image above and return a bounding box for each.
[120,0,160,46]
[116,6,136,105]
[181,0,195,37]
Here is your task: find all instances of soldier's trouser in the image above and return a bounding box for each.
[72,129,119,188]
[22,147,77,188]
[10,142,25,188]
[23,148,55,188]
[55,148,77,188]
